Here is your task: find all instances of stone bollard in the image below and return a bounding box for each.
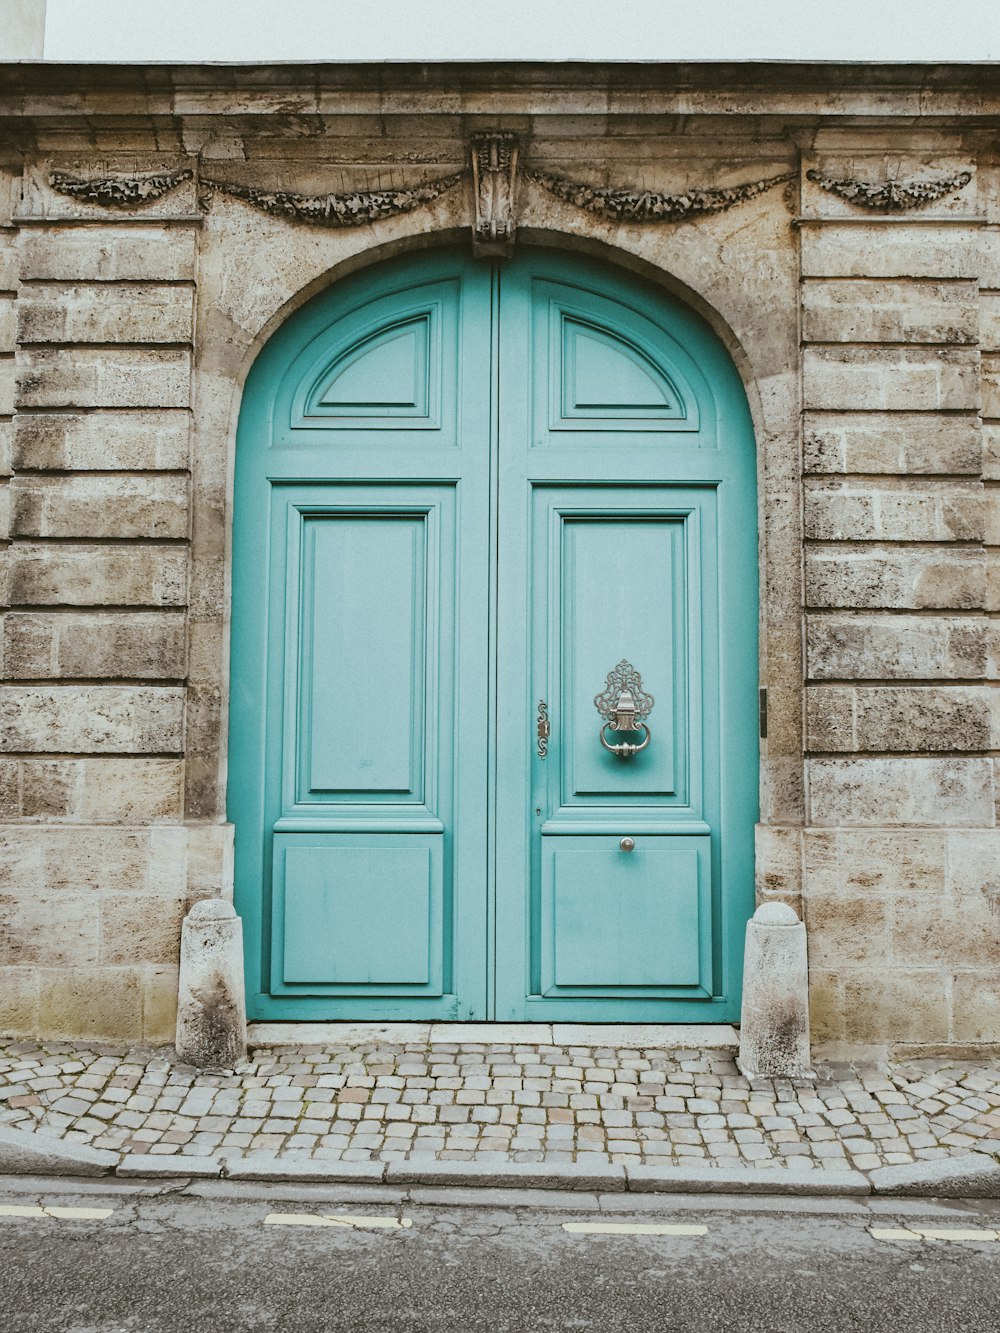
[175,899,247,1069]
[737,901,812,1079]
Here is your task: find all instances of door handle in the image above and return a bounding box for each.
[594,660,654,760]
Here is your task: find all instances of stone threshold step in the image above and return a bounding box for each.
[245,1022,739,1048]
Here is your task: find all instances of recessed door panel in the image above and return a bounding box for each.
[558,513,687,802]
[541,835,709,994]
[272,833,443,993]
[298,513,427,800]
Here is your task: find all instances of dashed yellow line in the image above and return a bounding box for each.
[870,1227,1000,1243]
[562,1222,708,1237]
[264,1213,412,1230]
[0,1205,114,1221]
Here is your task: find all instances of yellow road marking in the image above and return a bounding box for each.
[562,1222,708,1237]
[0,1205,114,1220]
[264,1213,412,1230]
[870,1227,1000,1242]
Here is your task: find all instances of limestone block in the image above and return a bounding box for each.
[20,160,199,221]
[0,294,15,351]
[16,347,190,409]
[981,293,1000,354]
[754,824,801,902]
[0,244,16,293]
[4,610,187,679]
[175,899,247,1069]
[9,544,188,606]
[737,903,811,1079]
[143,965,179,1042]
[78,758,184,822]
[0,760,19,818]
[803,480,983,543]
[0,356,14,415]
[18,284,194,344]
[148,826,190,897]
[841,970,950,1044]
[0,826,152,892]
[21,759,76,816]
[986,424,1000,478]
[801,279,978,344]
[11,474,189,540]
[988,550,1000,613]
[0,685,184,753]
[14,410,190,470]
[806,684,995,752]
[0,891,99,966]
[805,549,984,610]
[806,757,995,826]
[801,156,976,221]
[952,973,1000,1042]
[983,354,1000,419]
[801,223,979,279]
[805,415,981,479]
[0,419,12,477]
[100,892,184,964]
[803,828,946,895]
[19,227,196,282]
[803,347,979,413]
[0,967,39,1036]
[981,229,1000,289]
[892,894,1000,968]
[185,822,235,904]
[802,894,890,969]
[806,614,991,680]
[944,829,1000,904]
[37,965,143,1041]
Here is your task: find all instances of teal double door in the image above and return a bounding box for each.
[230,247,758,1022]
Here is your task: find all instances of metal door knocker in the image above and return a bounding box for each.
[594,660,654,759]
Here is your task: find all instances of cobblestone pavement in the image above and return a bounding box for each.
[1,1039,999,1173]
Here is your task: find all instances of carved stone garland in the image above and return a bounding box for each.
[805,169,972,211]
[48,167,193,208]
[198,171,464,227]
[526,169,795,223]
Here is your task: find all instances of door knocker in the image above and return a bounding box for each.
[594,660,654,759]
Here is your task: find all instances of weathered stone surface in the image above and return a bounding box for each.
[8,544,188,606]
[14,410,190,470]
[36,964,144,1041]
[16,347,191,409]
[18,226,197,282]
[0,1126,117,1177]
[803,347,980,412]
[4,611,187,679]
[10,757,184,821]
[0,685,184,753]
[803,410,985,476]
[11,474,188,539]
[952,974,1000,1042]
[807,757,995,825]
[0,890,99,966]
[806,685,995,752]
[805,549,984,610]
[802,894,889,969]
[892,893,1000,968]
[806,614,991,680]
[841,970,950,1044]
[100,892,184,965]
[175,899,247,1069]
[803,480,983,543]
[801,278,978,344]
[983,354,1000,419]
[801,223,980,279]
[0,965,38,1035]
[738,903,811,1078]
[18,284,194,344]
[869,1154,1000,1199]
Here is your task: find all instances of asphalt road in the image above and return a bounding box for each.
[0,1177,998,1332]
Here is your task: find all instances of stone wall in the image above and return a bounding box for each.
[0,63,996,1051]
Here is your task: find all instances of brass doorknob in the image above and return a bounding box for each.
[620,837,635,853]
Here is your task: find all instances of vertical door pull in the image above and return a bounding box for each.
[537,700,550,757]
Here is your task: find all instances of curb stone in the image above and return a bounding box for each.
[624,1164,870,1196]
[384,1160,627,1192]
[223,1156,386,1183]
[868,1152,1000,1199]
[0,1126,117,1177]
[117,1154,222,1180]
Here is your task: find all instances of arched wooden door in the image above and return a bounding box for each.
[230,247,758,1022]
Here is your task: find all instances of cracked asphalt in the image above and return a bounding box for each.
[1,1178,999,1331]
